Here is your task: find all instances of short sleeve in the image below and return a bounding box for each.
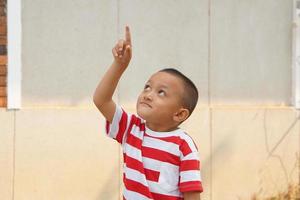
[179,137,203,193]
[105,105,131,144]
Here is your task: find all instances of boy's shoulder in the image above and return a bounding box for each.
[143,126,198,149]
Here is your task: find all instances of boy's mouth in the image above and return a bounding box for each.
[139,101,152,108]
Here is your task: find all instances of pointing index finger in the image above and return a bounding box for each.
[125,26,131,45]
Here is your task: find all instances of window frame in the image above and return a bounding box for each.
[7,0,21,109]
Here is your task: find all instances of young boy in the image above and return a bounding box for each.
[93,26,203,200]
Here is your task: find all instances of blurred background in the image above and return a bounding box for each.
[0,0,299,199]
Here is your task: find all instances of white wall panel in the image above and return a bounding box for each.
[22,0,118,107]
[211,0,292,105]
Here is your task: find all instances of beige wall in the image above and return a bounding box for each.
[0,0,298,200]
[1,107,298,200]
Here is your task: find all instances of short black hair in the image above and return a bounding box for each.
[159,68,199,118]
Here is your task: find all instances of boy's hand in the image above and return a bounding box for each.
[112,26,132,69]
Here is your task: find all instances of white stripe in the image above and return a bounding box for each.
[123,189,150,200]
[131,124,144,140]
[143,136,179,156]
[181,151,199,161]
[107,106,123,139]
[145,127,183,137]
[146,127,197,154]
[124,143,142,162]
[143,157,179,172]
[146,126,198,155]
[124,167,148,187]
[180,170,202,182]
[148,180,182,197]
[179,134,198,152]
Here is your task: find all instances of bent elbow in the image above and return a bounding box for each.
[93,94,102,108]
[93,94,110,110]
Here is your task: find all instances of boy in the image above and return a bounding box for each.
[93,26,203,200]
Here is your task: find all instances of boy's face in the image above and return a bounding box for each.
[136,71,185,127]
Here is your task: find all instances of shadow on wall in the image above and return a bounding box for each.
[201,132,235,192]
[96,164,119,200]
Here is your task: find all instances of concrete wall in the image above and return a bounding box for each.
[0,0,298,200]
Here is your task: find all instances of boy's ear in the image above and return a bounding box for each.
[173,108,190,123]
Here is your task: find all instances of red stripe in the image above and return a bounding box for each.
[124,177,153,198]
[140,123,146,131]
[124,154,144,174]
[179,181,203,193]
[180,140,192,156]
[144,168,160,182]
[130,115,143,128]
[127,134,143,149]
[142,146,180,166]
[116,110,128,144]
[180,160,200,171]
[151,192,183,200]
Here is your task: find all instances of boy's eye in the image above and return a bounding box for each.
[144,85,151,91]
[158,90,166,96]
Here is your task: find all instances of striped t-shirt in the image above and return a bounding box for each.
[105,105,203,200]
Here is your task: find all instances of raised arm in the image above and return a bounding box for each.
[93,26,132,122]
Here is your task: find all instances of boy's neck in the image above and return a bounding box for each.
[145,121,179,132]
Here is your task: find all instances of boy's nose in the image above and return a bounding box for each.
[144,92,153,101]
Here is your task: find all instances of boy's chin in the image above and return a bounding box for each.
[136,110,149,120]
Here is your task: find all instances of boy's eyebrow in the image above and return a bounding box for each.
[145,80,169,90]
[158,84,169,90]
